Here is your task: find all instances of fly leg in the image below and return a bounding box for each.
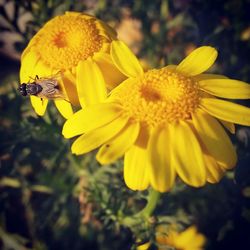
[28,75,39,82]
[63,98,71,103]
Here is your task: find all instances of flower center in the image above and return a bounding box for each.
[113,67,200,128]
[33,14,107,71]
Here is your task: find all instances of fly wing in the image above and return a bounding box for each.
[37,79,65,99]
[34,72,70,102]
[35,74,61,85]
[45,90,66,99]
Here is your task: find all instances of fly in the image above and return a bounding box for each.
[18,73,66,101]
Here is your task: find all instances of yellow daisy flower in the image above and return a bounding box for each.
[156,225,206,250]
[20,12,125,118]
[63,41,250,192]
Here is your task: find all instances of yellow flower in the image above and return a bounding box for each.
[20,12,125,118]
[137,225,206,250]
[156,225,206,250]
[63,41,250,192]
[136,242,151,250]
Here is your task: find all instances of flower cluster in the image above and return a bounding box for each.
[20,12,250,192]
[20,12,125,118]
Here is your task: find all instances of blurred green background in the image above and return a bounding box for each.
[1,0,250,249]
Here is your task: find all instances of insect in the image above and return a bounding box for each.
[18,73,66,101]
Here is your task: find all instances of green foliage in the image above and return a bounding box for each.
[1,0,250,249]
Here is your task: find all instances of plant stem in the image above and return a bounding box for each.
[139,189,161,218]
[121,189,160,228]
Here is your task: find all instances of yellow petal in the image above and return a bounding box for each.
[20,50,39,82]
[176,226,206,248]
[194,73,227,81]
[62,70,79,106]
[96,121,140,164]
[71,115,128,155]
[99,42,110,54]
[109,77,137,100]
[136,242,150,250]
[96,20,117,40]
[175,226,197,246]
[192,109,237,169]
[21,44,32,60]
[219,119,235,134]
[54,99,73,119]
[30,96,48,116]
[204,154,225,183]
[76,58,107,107]
[135,123,150,148]
[94,52,126,89]
[124,145,149,190]
[170,121,206,187]
[33,60,53,78]
[176,46,218,76]
[111,40,144,78]
[199,79,250,99]
[27,61,53,116]
[200,98,250,126]
[148,126,176,192]
[63,102,122,138]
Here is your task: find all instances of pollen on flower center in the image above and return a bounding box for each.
[33,14,106,70]
[53,31,68,48]
[114,67,200,127]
